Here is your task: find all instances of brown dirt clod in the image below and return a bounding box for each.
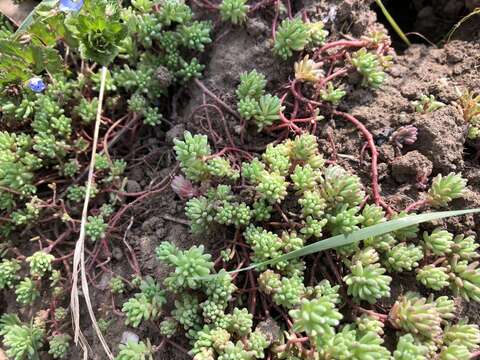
[391,150,433,183]
[411,106,466,172]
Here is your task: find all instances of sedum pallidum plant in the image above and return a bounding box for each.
[114,131,479,359]
[0,0,213,357]
[0,0,212,240]
[459,90,480,140]
[235,29,394,132]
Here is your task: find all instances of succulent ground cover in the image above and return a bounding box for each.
[0,0,480,359]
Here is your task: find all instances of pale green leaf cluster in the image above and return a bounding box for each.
[427,173,467,207]
[413,94,446,113]
[219,0,249,24]
[350,48,391,88]
[115,340,152,360]
[0,314,44,360]
[121,277,166,327]
[48,334,71,359]
[273,19,328,59]
[174,131,238,181]
[26,251,54,278]
[235,70,284,130]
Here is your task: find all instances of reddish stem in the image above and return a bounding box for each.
[206,147,254,161]
[404,199,429,213]
[470,350,480,359]
[317,40,369,54]
[358,307,388,321]
[45,230,72,253]
[193,79,240,120]
[248,0,275,12]
[192,102,236,148]
[285,0,292,18]
[271,0,279,41]
[333,111,382,206]
[319,68,349,88]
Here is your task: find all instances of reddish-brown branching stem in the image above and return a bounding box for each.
[404,199,429,213]
[357,307,388,321]
[333,111,382,206]
[316,39,369,55]
[193,79,241,120]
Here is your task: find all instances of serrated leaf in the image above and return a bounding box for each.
[14,0,58,37]
[0,39,62,85]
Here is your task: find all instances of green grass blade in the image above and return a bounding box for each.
[374,0,411,47]
[223,208,480,275]
[445,7,480,43]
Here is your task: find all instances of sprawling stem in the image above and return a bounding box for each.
[333,111,382,206]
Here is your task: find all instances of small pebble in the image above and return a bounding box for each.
[121,331,139,345]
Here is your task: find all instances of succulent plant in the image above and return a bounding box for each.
[319,326,390,359]
[15,278,40,305]
[383,243,424,272]
[393,333,428,360]
[273,18,310,60]
[416,265,450,291]
[174,131,211,181]
[116,340,152,360]
[48,334,71,359]
[320,165,365,208]
[344,262,391,304]
[204,269,236,304]
[246,330,270,358]
[412,94,445,113]
[451,234,479,260]
[355,314,385,336]
[320,82,346,105]
[443,320,480,351]
[294,55,323,82]
[438,342,470,360]
[258,270,282,295]
[448,257,480,303]
[256,171,288,203]
[172,294,202,331]
[238,97,258,120]
[290,295,343,338]
[427,173,467,207]
[26,251,55,277]
[273,275,305,308]
[163,245,214,291]
[110,276,125,294]
[431,295,456,323]
[253,94,284,130]
[236,70,267,100]
[422,228,454,256]
[0,315,44,360]
[326,205,364,235]
[0,259,21,289]
[85,215,107,241]
[122,278,166,327]
[227,308,253,336]
[350,48,389,88]
[389,292,442,340]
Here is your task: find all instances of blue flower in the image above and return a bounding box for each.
[59,0,84,12]
[28,77,46,93]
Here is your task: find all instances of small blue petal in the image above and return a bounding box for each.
[28,78,46,93]
[59,0,84,12]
